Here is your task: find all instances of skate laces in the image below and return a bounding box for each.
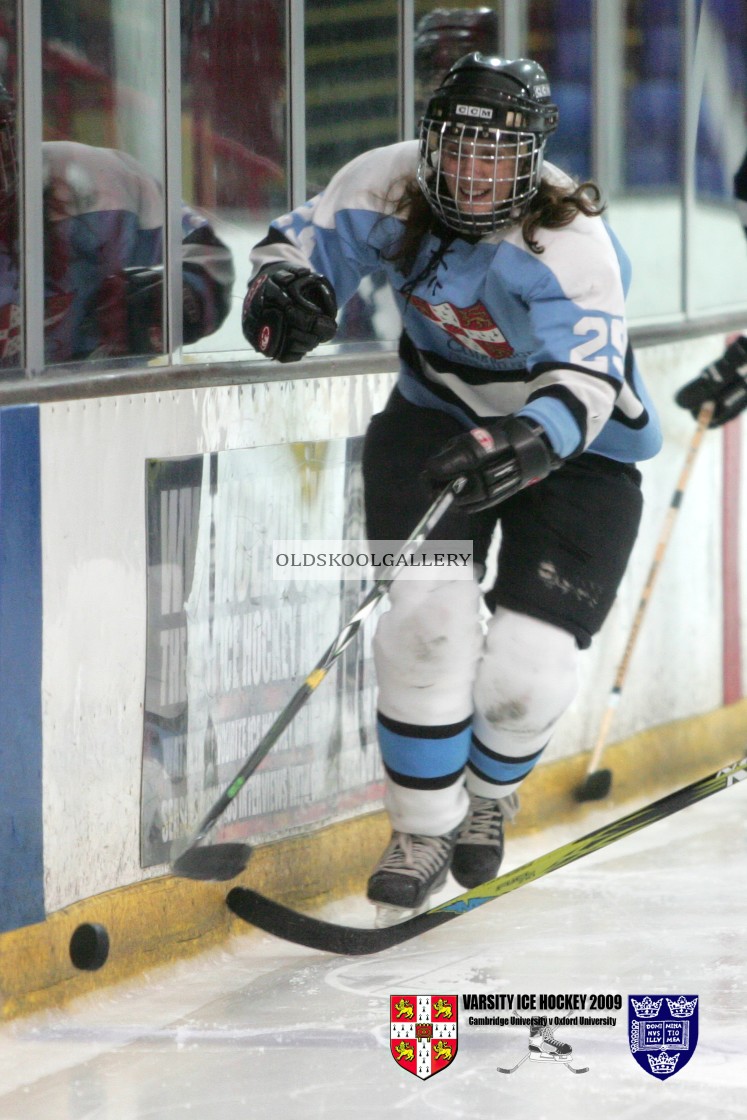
[457,794,505,845]
[377,831,454,881]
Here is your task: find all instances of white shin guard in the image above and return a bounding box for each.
[374,578,483,726]
[470,607,578,798]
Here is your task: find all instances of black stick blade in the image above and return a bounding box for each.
[172,842,252,882]
[574,769,613,802]
[226,756,747,954]
[227,887,453,954]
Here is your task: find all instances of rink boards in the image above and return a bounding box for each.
[0,336,745,1014]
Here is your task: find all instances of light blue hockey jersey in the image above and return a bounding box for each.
[250,140,661,463]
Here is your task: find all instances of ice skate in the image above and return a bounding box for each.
[500,1022,588,1074]
[529,1021,573,1061]
[528,1022,588,1073]
[367,827,458,926]
[451,792,517,888]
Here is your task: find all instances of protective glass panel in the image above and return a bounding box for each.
[528,0,593,182]
[0,2,22,373]
[180,0,286,359]
[413,2,501,121]
[40,0,167,366]
[612,0,684,320]
[689,0,747,314]
[305,0,400,347]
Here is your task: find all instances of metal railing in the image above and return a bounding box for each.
[1,309,746,407]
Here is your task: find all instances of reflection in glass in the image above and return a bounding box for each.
[305,1,398,193]
[38,0,169,364]
[413,4,500,121]
[181,0,286,355]
[32,0,234,366]
[306,0,400,347]
[39,140,233,362]
[0,4,21,372]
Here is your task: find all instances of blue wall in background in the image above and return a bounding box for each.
[0,405,44,932]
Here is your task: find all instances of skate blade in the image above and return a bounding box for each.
[529,1052,572,1063]
[373,900,431,928]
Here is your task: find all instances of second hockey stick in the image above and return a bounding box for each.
[574,399,715,801]
[227,754,747,953]
[172,480,461,881]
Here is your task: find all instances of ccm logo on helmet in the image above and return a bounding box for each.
[455,103,494,119]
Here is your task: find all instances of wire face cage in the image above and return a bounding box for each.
[417,117,545,237]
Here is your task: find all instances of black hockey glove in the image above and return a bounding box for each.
[98,265,211,355]
[675,336,747,428]
[242,263,338,362]
[425,416,557,514]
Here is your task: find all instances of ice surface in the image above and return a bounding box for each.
[0,777,745,1119]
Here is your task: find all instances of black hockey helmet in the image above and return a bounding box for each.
[417,53,559,236]
[414,8,500,85]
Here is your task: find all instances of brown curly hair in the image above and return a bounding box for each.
[382,174,606,276]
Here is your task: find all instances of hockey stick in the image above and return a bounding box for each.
[497,1054,529,1074]
[574,399,715,802]
[171,481,461,881]
[227,754,747,953]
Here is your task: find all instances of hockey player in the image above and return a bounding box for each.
[241,53,662,919]
[0,85,234,367]
[675,144,747,426]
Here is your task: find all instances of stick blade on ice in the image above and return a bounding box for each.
[172,842,252,882]
[226,888,453,953]
[226,757,747,954]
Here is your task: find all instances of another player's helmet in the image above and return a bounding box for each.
[417,53,559,237]
[414,8,499,90]
[0,82,18,223]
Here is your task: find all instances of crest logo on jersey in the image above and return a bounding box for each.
[0,301,22,360]
[390,994,458,1079]
[0,294,73,360]
[410,295,514,361]
[628,994,699,1081]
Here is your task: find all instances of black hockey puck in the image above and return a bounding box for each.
[69,922,110,971]
[573,768,613,802]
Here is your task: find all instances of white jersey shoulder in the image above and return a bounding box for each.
[311,140,419,229]
[42,141,163,230]
[503,162,625,316]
